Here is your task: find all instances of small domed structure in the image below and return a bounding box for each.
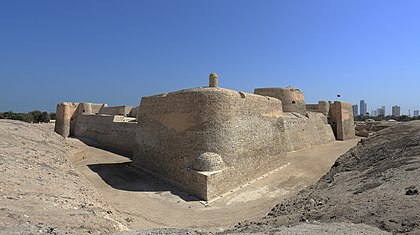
[193,152,225,171]
[209,72,219,88]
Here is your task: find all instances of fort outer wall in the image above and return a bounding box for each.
[282,112,336,152]
[72,114,136,156]
[133,87,287,200]
[54,102,137,156]
[254,88,336,151]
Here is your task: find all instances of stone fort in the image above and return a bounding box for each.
[55,73,355,200]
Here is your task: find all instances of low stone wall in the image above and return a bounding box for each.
[73,115,137,156]
[98,106,133,116]
[283,112,336,152]
[306,104,319,112]
[134,87,287,200]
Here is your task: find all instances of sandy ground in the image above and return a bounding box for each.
[0,120,130,234]
[4,119,389,234]
[71,131,358,232]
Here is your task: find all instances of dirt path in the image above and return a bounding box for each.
[71,138,359,231]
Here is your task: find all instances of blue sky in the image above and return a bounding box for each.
[1,1,419,115]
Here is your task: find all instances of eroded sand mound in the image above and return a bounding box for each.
[0,120,127,234]
[233,121,420,234]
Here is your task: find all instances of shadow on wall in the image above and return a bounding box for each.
[76,137,133,159]
[87,162,200,202]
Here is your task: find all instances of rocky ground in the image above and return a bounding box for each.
[355,120,400,137]
[231,121,420,234]
[0,120,127,234]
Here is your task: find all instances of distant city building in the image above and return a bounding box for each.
[377,106,386,116]
[360,100,367,116]
[352,104,358,116]
[392,105,401,117]
[373,110,378,117]
[414,110,419,117]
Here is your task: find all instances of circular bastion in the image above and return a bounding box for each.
[254,87,306,115]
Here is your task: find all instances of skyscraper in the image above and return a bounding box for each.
[377,106,386,116]
[360,100,367,116]
[414,110,419,117]
[392,105,401,117]
[352,104,358,117]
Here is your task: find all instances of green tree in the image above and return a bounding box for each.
[49,112,56,120]
[40,112,50,123]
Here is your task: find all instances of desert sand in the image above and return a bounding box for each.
[1,119,419,234]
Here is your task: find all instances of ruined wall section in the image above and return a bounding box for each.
[73,115,136,156]
[54,102,137,155]
[254,87,306,115]
[283,112,335,152]
[54,102,79,137]
[134,88,286,200]
[330,101,356,140]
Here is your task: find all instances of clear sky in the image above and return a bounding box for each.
[1,1,419,115]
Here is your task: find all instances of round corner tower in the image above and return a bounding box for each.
[254,86,306,115]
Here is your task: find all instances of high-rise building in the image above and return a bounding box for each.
[414,110,419,117]
[352,104,358,117]
[360,100,367,116]
[392,105,401,117]
[377,106,386,116]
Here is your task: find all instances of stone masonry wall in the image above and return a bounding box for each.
[329,101,356,140]
[254,87,306,115]
[283,112,336,152]
[98,106,133,116]
[72,115,137,156]
[54,102,79,137]
[133,87,286,200]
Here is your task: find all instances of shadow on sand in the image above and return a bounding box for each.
[76,137,200,201]
[87,162,200,202]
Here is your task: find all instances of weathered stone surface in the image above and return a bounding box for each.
[98,105,133,116]
[283,112,335,152]
[54,84,355,200]
[54,102,79,137]
[134,87,286,200]
[329,101,356,140]
[254,87,306,115]
[193,152,225,171]
[73,114,136,156]
[209,72,218,88]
